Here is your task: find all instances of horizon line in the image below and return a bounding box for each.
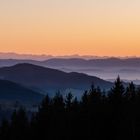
[0,52,140,59]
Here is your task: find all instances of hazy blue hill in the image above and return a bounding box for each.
[44,58,140,67]
[1,58,140,81]
[0,59,40,67]
[1,57,140,68]
[43,58,140,80]
[0,79,44,103]
[0,63,113,92]
[43,58,88,67]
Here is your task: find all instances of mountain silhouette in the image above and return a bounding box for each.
[0,58,140,81]
[0,79,43,104]
[0,63,113,93]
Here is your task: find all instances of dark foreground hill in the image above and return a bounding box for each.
[0,78,140,140]
[0,80,43,104]
[0,63,113,93]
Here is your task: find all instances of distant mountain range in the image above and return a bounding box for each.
[1,52,138,61]
[0,52,111,60]
[0,58,140,80]
[0,79,43,104]
[43,58,140,80]
[1,57,140,67]
[0,53,140,109]
[0,52,53,60]
[0,63,113,94]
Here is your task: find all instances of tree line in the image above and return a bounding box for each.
[1,77,140,140]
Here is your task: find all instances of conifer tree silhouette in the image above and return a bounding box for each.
[1,76,140,140]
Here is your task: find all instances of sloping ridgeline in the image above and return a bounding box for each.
[0,80,44,104]
[0,63,113,94]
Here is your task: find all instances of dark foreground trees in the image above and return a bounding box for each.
[1,77,140,140]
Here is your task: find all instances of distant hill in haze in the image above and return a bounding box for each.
[44,58,140,67]
[0,58,140,81]
[0,64,113,93]
[0,59,39,67]
[0,79,44,104]
[1,57,140,67]
[0,52,109,61]
[43,58,140,80]
[0,52,53,60]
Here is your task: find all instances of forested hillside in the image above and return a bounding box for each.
[0,77,140,140]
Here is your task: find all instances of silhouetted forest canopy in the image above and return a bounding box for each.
[1,77,140,140]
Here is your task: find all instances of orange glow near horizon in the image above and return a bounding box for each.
[0,0,140,56]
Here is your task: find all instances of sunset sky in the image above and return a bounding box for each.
[0,0,140,56]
